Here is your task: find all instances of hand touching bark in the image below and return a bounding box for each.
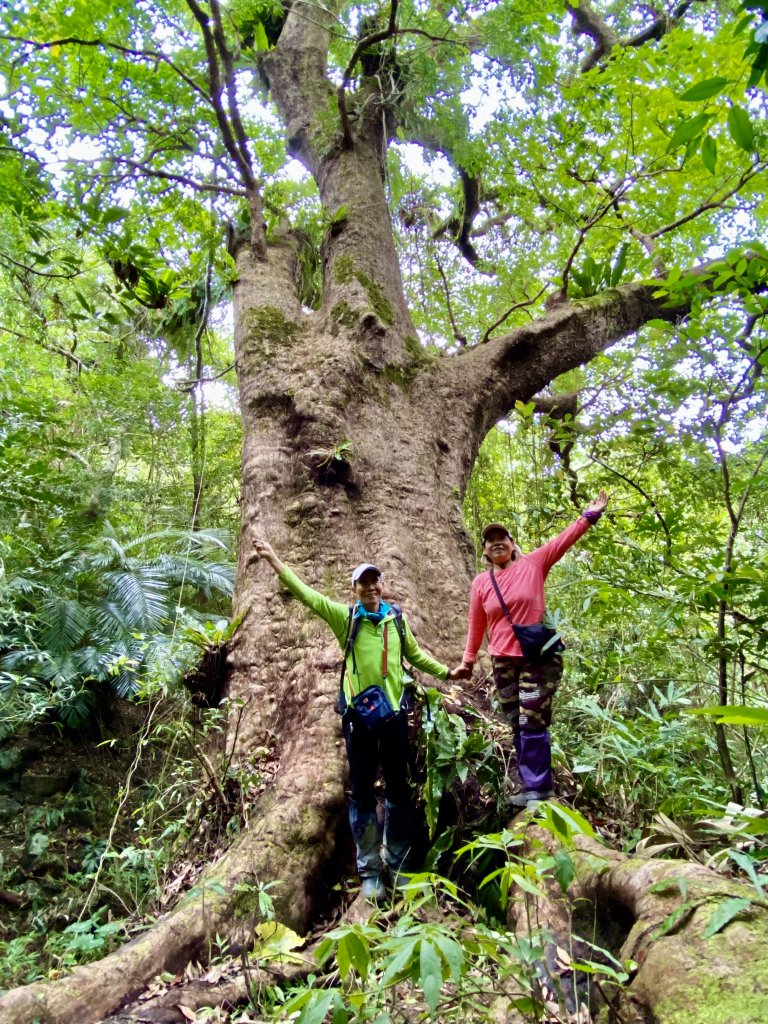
[251,537,285,574]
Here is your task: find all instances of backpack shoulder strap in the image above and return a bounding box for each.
[388,602,407,665]
[336,607,357,715]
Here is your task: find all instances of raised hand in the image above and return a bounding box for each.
[585,490,609,515]
[251,537,284,573]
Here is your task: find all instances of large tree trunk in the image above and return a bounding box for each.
[0,3,751,1021]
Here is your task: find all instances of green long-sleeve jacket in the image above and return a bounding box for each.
[278,566,449,711]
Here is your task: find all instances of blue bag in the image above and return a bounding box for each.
[352,685,398,730]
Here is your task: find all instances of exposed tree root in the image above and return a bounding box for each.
[0,738,346,1024]
[509,816,768,1023]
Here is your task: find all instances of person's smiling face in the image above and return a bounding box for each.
[483,529,516,568]
[353,569,382,611]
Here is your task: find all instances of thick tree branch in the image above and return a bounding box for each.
[425,255,765,490]
[568,0,619,71]
[260,1,339,175]
[569,0,697,72]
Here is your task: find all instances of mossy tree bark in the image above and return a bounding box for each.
[0,3,760,1023]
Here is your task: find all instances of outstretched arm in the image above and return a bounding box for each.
[583,490,609,522]
[251,536,348,639]
[537,490,610,572]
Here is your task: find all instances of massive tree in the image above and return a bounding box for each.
[1,0,767,1020]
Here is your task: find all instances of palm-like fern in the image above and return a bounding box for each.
[0,523,234,727]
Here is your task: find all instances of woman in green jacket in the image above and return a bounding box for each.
[252,538,467,901]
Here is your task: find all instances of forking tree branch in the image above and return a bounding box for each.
[424,252,768,488]
[569,0,698,72]
[185,0,267,255]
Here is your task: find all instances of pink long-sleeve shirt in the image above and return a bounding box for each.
[463,516,592,662]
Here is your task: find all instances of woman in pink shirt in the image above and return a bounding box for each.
[460,492,609,808]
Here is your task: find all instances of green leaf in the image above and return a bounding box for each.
[337,931,370,981]
[687,706,768,727]
[651,901,695,940]
[380,936,419,986]
[553,848,575,893]
[728,849,766,897]
[701,134,718,174]
[431,932,464,982]
[702,897,751,939]
[297,990,336,1024]
[101,206,127,225]
[419,940,443,1015]
[679,77,731,101]
[668,113,712,150]
[727,105,755,151]
[252,20,269,50]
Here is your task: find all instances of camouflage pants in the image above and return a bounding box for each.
[492,655,564,794]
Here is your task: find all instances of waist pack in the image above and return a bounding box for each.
[511,621,565,661]
[351,685,399,731]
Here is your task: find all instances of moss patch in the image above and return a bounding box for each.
[333,256,355,285]
[651,969,768,1023]
[331,300,358,335]
[332,258,395,326]
[244,306,301,349]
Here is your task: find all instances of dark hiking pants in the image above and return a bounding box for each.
[344,711,414,876]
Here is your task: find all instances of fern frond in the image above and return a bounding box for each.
[38,597,91,654]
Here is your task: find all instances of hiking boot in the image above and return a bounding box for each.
[509,789,553,808]
[361,875,387,902]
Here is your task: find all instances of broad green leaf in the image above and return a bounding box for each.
[431,932,464,982]
[679,77,731,101]
[727,105,755,151]
[419,939,443,1015]
[337,931,370,981]
[668,113,712,150]
[101,206,127,225]
[553,848,575,893]
[687,706,768,727]
[380,936,419,986]
[702,897,751,939]
[728,849,766,897]
[252,21,269,50]
[701,134,718,174]
[651,902,695,940]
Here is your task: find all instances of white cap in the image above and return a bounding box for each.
[351,563,381,584]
